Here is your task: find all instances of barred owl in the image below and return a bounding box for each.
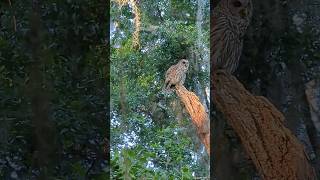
[212,0,252,74]
[163,59,189,93]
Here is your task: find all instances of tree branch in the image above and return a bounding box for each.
[212,70,317,180]
[175,84,210,155]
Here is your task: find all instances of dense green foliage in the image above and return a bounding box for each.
[111,0,210,178]
[0,0,108,179]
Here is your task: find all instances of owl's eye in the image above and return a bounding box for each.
[233,1,242,7]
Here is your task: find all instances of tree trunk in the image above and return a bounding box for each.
[175,84,210,155]
[212,70,317,180]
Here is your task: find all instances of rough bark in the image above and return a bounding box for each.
[262,62,317,163]
[213,70,317,180]
[175,84,210,155]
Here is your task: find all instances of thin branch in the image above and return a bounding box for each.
[7,0,17,32]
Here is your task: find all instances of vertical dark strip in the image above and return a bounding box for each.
[209,0,214,179]
[106,0,111,175]
[28,0,57,178]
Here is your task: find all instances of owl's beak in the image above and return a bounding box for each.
[239,9,247,18]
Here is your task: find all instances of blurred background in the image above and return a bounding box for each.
[0,0,108,179]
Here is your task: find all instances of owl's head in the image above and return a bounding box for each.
[223,0,252,20]
[179,59,189,70]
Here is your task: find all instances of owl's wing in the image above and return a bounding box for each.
[213,30,242,72]
[163,64,175,91]
[211,11,243,73]
[211,12,229,69]
[165,64,177,79]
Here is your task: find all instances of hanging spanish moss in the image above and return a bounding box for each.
[114,0,141,49]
